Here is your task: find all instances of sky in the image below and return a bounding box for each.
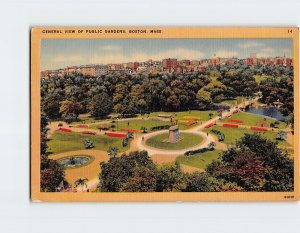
[41,38,293,70]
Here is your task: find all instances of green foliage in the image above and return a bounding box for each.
[156,162,186,192]
[40,155,66,192]
[100,151,156,192]
[276,130,287,141]
[40,112,49,156]
[75,178,88,191]
[184,172,221,192]
[89,92,113,118]
[206,134,294,191]
[83,139,94,149]
[107,146,119,158]
[62,113,77,124]
[211,129,225,141]
[140,126,148,133]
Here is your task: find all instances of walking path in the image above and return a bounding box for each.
[135,98,259,156]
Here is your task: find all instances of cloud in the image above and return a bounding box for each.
[261,48,274,52]
[238,41,264,48]
[52,55,82,62]
[256,53,272,58]
[90,48,205,64]
[99,45,121,52]
[214,50,239,58]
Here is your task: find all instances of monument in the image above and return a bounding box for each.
[167,125,180,143]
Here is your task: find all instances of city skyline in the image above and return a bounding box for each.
[41,38,293,70]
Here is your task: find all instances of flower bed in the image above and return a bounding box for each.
[228,119,243,123]
[106,132,127,138]
[121,128,140,133]
[204,123,214,128]
[59,127,72,132]
[223,123,239,128]
[185,120,196,126]
[78,124,89,127]
[97,125,110,130]
[178,120,189,123]
[183,116,200,120]
[250,126,268,131]
[81,130,97,135]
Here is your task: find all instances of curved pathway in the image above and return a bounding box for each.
[49,149,109,192]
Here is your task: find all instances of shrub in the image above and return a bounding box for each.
[211,129,225,142]
[184,142,215,156]
[83,139,94,149]
[122,138,129,147]
[150,125,171,131]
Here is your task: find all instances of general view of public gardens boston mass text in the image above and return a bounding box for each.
[31,28,299,201]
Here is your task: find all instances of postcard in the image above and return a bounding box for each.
[31,27,299,201]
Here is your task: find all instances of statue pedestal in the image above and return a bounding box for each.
[166,125,180,143]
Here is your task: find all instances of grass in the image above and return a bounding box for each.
[146,132,203,150]
[139,110,217,121]
[222,111,286,129]
[90,119,171,131]
[254,75,272,84]
[176,149,221,169]
[204,125,291,147]
[220,96,244,107]
[48,131,129,155]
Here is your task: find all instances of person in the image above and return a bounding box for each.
[142,136,144,141]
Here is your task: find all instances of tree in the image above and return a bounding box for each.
[89,92,112,118]
[196,90,212,110]
[60,100,83,117]
[99,151,156,192]
[40,112,49,156]
[140,126,148,133]
[156,162,186,192]
[107,146,119,158]
[61,113,77,124]
[75,178,88,191]
[41,94,61,120]
[121,166,156,192]
[207,134,294,191]
[277,130,287,141]
[184,172,220,192]
[83,139,94,149]
[40,156,66,192]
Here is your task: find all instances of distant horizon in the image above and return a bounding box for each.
[41,38,293,70]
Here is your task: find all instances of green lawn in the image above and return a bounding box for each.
[222,111,286,129]
[176,149,221,169]
[146,132,203,150]
[204,125,291,147]
[220,96,244,107]
[254,75,272,84]
[48,131,129,155]
[139,110,217,122]
[90,119,171,132]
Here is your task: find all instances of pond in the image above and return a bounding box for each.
[57,155,93,169]
[246,106,285,121]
